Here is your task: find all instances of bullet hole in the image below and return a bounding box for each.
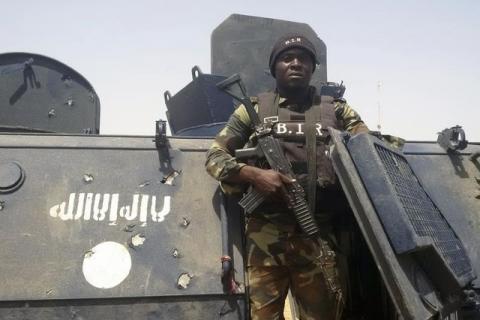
[65,97,74,107]
[48,108,56,118]
[177,273,193,289]
[172,248,180,258]
[84,250,94,259]
[138,180,151,188]
[123,224,136,232]
[129,233,146,249]
[83,174,94,183]
[161,170,181,185]
[89,92,96,103]
[180,217,190,228]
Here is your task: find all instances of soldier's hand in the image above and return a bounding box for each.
[250,169,292,196]
[235,166,294,204]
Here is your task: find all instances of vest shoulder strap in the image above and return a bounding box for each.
[306,94,337,214]
[257,92,278,123]
[312,95,338,129]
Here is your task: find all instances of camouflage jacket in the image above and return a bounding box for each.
[205,92,369,194]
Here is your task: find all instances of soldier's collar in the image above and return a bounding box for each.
[276,86,316,108]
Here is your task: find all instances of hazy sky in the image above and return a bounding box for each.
[3,0,479,140]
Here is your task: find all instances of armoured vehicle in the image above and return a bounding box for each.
[0,14,479,319]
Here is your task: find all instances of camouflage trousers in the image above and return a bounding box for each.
[246,216,344,320]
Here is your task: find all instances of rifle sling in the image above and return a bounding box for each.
[305,105,317,214]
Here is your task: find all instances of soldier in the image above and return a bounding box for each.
[206,34,369,319]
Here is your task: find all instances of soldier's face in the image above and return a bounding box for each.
[274,48,314,90]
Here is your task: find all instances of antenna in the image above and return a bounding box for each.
[377,81,382,131]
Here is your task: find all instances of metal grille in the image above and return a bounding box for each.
[375,144,471,277]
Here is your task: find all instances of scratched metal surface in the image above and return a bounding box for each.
[0,134,245,301]
[0,296,246,320]
[0,53,100,134]
[404,143,480,288]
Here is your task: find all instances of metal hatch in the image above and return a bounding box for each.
[164,66,234,137]
[0,53,100,134]
[329,129,478,319]
[211,14,328,97]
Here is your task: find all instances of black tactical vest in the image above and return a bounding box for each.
[257,91,340,191]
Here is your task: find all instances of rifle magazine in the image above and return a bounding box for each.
[238,189,266,214]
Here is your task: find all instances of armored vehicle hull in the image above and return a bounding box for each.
[0,133,246,319]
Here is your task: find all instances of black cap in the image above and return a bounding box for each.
[269,34,318,77]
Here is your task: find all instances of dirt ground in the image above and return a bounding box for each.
[284,299,293,320]
[284,294,297,320]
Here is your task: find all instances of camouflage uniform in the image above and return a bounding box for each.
[206,91,369,320]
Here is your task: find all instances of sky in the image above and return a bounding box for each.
[2,0,479,141]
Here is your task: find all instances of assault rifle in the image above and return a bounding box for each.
[216,74,320,237]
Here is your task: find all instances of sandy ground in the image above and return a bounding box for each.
[284,294,297,320]
[284,298,293,320]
